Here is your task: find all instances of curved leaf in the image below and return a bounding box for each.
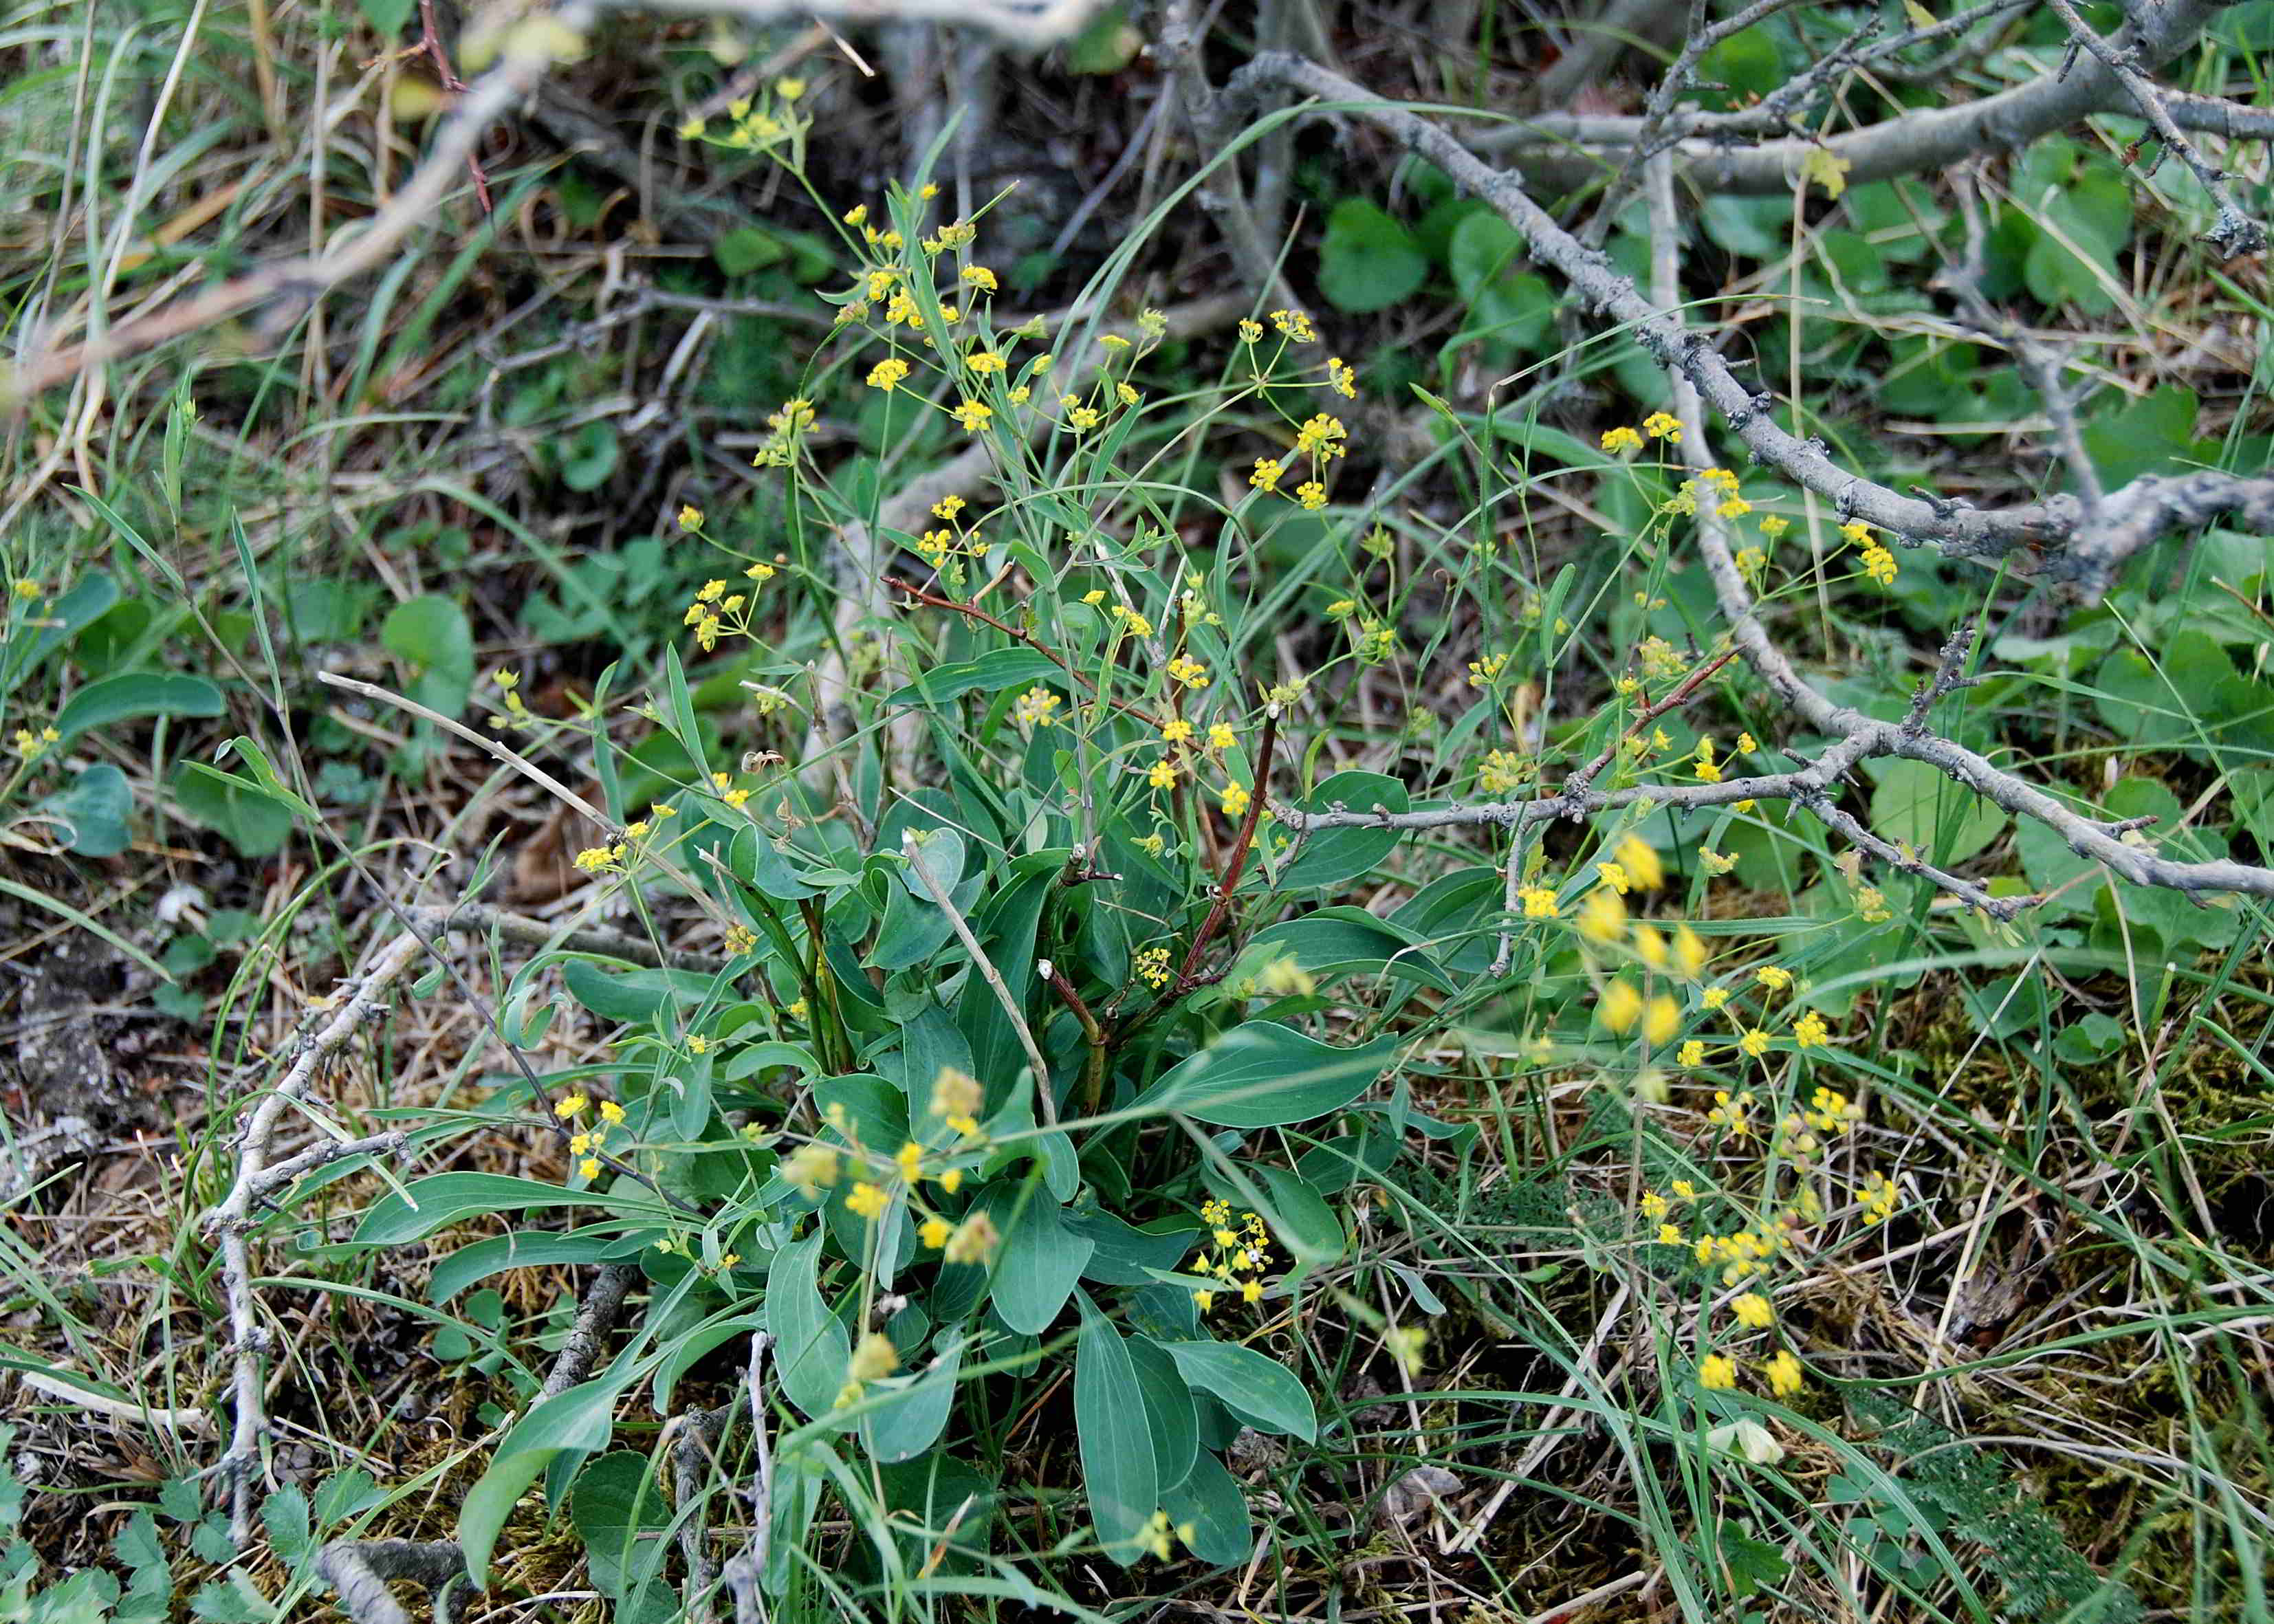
[1131,1022,1396,1129]
[55,672,223,740]
[1159,1339,1316,1442]
[1074,1295,1156,1564]
[767,1229,849,1420]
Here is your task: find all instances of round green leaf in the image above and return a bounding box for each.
[1318,198,1427,314]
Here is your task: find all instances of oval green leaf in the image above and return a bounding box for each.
[1130,1022,1397,1129]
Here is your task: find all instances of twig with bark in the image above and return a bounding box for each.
[1215,52,2274,591]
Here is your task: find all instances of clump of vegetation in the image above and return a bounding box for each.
[2,1,2271,1621]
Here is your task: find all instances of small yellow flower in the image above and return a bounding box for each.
[921,1216,952,1249]
[1518,886,1558,919]
[1601,425,1644,454]
[846,1182,889,1220]
[1013,688,1062,726]
[1700,846,1737,875]
[1732,1292,1775,1329]
[1699,1354,1737,1390]
[1207,723,1235,751]
[1642,410,1683,443]
[1237,318,1263,344]
[556,1093,589,1119]
[1672,924,1709,978]
[1677,1038,1706,1066]
[1738,1029,1771,1058]
[1162,718,1195,743]
[783,1143,841,1196]
[1615,835,1663,890]
[1755,965,1792,992]
[866,358,910,391]
[1600,978,1643,1033]
[1793,1011,1830,1049]
[1643,994,1681,1046]
[945,1211,1000,1264]
[580,1157,602,1180]
[1764,1348,1804,1396]
[599,1099,626,1124]
[1577,886,1628,945]
[961,264,998,292]
[1702,986,1731,1011]
[1221,782,1252,818]
[677,504,704,531]
[951,399,994,432]
[1147,758,1179,789]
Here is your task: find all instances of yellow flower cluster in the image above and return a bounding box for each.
[555,1093,628,1182]
[677,78,808,155]
[1479,749,1529,795]
[682,558,778,652]
[1701,1348,1804,1397]
[1189,1199,1273,1310]
[1842,520,1899,585]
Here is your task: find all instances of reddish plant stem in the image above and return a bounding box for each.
[418,0,492,212]
[882,573,1162,726]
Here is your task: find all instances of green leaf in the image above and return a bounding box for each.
[1159,1340,1316,1441]
[460,1374,631,1585]
[54,672,223,740]
[886,648,1062,708]
[1131,1022,1396,1129]
[1866,758,2006,866]
[355,1173,606,1245]
[211,737,319,818]
[1062,1,1138,72]
[560,419,621,493]
[571,1453,671,1600]
[987,1186,1094,1335]
[767,1229,849,1420]
[562,959,716,1025]
[1073,1295,1157,1564]
[1160,1449,1253,1566]
[41,762,131,857]
[714,227,787,276]
[173,762,294,857]
[1128,1336,1199,1492]
[358,0,413,34]
[864,1328,965,1464]
[1318,198,1428,314]
[380,595,476,718]
[429,1230,626,1302]
[1237,1162,1344,1267]
[4,571,120,688]
[1244,906,1452,991]
[1281,770,1408,888]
